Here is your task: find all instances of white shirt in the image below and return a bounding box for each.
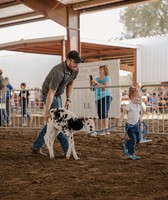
[125,102,141,125]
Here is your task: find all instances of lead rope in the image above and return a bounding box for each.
[87,124,117,135]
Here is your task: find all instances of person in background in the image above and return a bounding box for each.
[159,82,168,113]
[118,86,142,160]
[31,50,83,156]
[0,69,9,126]
[19,82,32,126]
[90,65,112,135]
[0,69,5,91]
[5,77,13,118]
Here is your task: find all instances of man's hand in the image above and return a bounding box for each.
[65,100,71,109]
[44,110,51,122]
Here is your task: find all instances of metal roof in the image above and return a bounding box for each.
[0,0,153,28]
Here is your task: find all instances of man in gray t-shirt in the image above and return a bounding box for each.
[31,50,83,155]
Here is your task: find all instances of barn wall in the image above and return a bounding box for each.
[0,52,61,89]
[136,35,168,83]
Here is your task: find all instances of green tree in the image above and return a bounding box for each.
[119,0,168,39]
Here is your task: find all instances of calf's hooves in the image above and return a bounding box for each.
[66,155,70,160]
[50,155,55,159]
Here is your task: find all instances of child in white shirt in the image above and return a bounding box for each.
[118,87,142,160]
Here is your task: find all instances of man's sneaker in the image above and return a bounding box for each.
[31,147,40,154]
[105,131,111,135]
[128,154,141,160]
[31,147,48,156]
[122,143,129,155]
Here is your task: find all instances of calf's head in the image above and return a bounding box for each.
[82,118,96,134]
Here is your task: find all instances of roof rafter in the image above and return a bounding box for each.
[72,0,152,12]
[0,1,20,9]
[0,12,41,23]
[20,0,68,27]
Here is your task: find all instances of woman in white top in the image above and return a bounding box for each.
[118,87,142,160]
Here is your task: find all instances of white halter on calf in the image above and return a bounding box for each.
[44,108,96,160]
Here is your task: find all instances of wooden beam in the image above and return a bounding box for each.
[0,12,41,23]
[72,0,123,10]
[61,40,66,62]
[0,17,46,28]
[120,64,134,73]
[21,0,80,52]
[82,49,134,59]
[66,6,80,52]
[20,0,67,27]
[0,1,21,9]
[73,0,152,12]
[133,49,137,85]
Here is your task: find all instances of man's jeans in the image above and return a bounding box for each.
[32,95,68,154]
[125,124,140,155]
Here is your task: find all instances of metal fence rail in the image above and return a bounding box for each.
[0,89,44,129]
[140,84,168,134]
[1,84,168,134]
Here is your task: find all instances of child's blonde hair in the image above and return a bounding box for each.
[128,86,139,99]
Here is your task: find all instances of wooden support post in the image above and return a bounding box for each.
[61,40,66,62]
[66,6,80,53]
[133,49,137,86]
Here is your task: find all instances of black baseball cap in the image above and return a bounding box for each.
[67,50,84,63]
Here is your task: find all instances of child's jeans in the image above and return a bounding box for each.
[125,123,140,155]
[21,104,31,123]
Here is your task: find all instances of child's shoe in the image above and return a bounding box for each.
[128,154,141,160]
[122,143,129,155]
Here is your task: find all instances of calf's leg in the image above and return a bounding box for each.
[66,135,72,160]
[71,135,79,160]
[44,122,57,159]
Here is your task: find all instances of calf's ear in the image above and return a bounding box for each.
[80,117,85,122]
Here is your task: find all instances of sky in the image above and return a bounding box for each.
[0,7,125,56]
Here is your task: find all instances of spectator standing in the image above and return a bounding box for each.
[19,83,32,126]
[0,69,9,126]
[5,77,13,117]
[90,65,112,135]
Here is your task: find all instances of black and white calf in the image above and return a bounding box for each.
[44,108,96,160]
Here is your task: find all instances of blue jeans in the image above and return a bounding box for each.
[125,123,140,155]
[32,95,68,154]
[0,109,10,126]
[21,103,31,123]
[96,96,112,119]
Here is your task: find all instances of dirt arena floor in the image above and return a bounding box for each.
[0,128,168,200]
